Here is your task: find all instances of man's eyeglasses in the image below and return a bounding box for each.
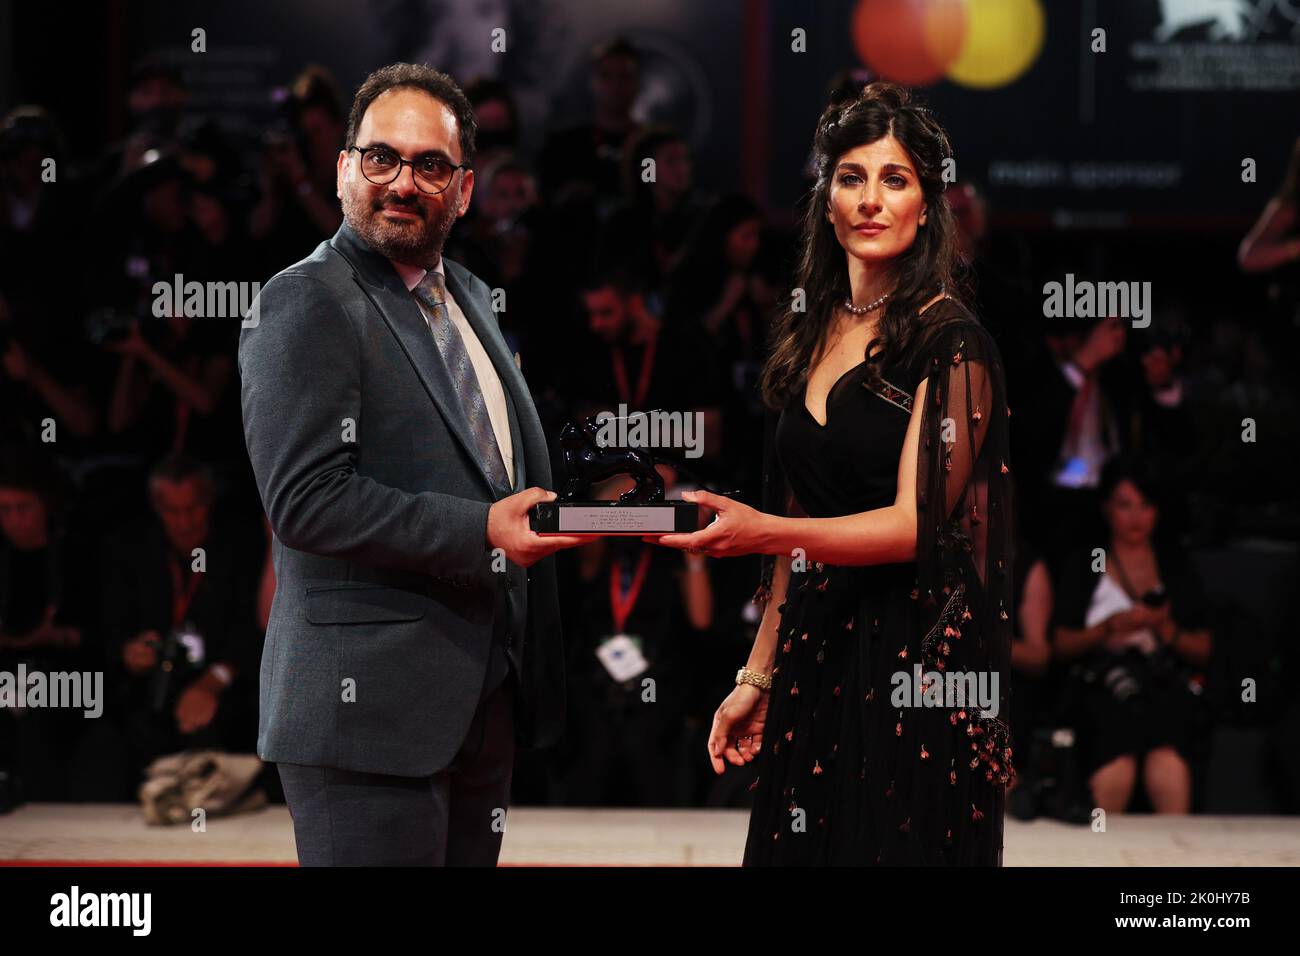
[348,145,468,195]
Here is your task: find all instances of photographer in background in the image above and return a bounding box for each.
[99,453,261,796]
[1,107,81,319]
[558,475,713,807]
[248,65,345,274]
[1050,456,1214,815]
[94,153,239,466]
[1,109,100,452]
[0,447,95,801]
[1,290,99,448]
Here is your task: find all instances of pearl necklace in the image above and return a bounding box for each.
[842,291,890,314]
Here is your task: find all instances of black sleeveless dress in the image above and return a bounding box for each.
[743,299,1016,866]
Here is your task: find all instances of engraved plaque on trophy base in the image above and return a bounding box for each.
[530,500,698,536]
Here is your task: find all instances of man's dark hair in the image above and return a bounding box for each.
[591,35,641,70]
[621,123,685,200]
[0,443,66,516]
[0,107,65,161]
[463,76,518,121]
[345,63,477,168]
[149,452,215,494]
[129,56,184,92]
[290,64,345,126]
[579,264,640,299]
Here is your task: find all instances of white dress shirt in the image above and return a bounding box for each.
[392,258,515,489]
[1052,359,1111,489]
[1084,571,1159,656]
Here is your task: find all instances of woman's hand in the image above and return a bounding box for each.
[708,682,769,774]
[643,490,771,558]
[1103,607,1161,654]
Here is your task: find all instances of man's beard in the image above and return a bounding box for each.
[341,183,459,267]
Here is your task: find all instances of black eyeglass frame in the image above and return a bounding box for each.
[347,144,469,194]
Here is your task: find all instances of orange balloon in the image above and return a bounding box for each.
[923,0,969,67]
[852,0,967,86]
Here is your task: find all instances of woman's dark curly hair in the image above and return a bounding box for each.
[760,81,969,410]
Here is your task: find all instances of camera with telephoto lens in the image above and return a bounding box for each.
[85,250,169,345]
[148,624,206,714]
[85,306,139,346]
[1102,658,1143,702]
[1007,725,1093,825]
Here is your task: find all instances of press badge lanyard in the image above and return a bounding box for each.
[169,555,202,629]
[609,549,652,635]
[612,329,659,408]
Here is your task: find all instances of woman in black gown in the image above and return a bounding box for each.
[649,82,1015,864]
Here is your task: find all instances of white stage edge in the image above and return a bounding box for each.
[1,805,1298,866]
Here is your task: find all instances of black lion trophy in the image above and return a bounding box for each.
[529,414,700,535]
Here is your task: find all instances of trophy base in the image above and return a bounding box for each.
[530,500,699,536]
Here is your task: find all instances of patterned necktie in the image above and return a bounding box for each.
[412,270,510,492]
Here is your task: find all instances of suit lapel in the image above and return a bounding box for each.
[331,222,498,497]
[502,382,526,491]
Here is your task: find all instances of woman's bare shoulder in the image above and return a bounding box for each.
[905,299,996,386]
[917,292,954,315]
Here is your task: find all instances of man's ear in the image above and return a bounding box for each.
[335,149,348,200]
[457,167,475,217]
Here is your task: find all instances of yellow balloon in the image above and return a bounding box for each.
[947,0,1045,89]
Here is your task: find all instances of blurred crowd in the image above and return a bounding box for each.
[2,39,1299,816]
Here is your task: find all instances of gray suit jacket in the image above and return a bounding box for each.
[238,220,564,777]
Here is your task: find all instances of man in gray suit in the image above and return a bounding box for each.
[238,63,583,865]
